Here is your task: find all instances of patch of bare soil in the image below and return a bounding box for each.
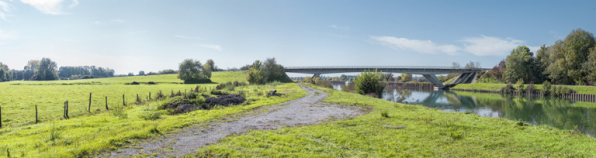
[102,83,368,157]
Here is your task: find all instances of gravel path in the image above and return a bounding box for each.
[103,83,367,157]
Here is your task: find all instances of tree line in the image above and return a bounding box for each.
[0,58,116,81]
[480,28,596,85]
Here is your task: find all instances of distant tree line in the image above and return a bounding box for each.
[0,58,117,81]
[480,28,596,85]
[58,66,115,79]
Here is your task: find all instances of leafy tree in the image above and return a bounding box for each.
[138,71,145,76]
[0,62,8,81]
[516,79,525,92]
[178,59,211,83]
[202,64,212,78]
[31,58,59,80]
[505,46,541,83]
[205,59,215,71]
[381,73,394,82]
[128,72,134,76]
[339,74,347,81]
[587,46,596,84]
[246,58,290,84]
[543,29,595,85]
[354,69,385,97]
[401,73,412,82]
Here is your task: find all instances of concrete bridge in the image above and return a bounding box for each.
[284,66,491,89]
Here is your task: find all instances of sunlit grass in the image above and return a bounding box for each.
[195,83,596,157]
[0,71,307,157]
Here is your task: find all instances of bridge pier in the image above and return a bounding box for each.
[422,74,446,90]
[312,73,321,78]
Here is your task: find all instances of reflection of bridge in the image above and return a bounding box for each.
[285,66,490,89]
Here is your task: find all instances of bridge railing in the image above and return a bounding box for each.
[284,66,489,70]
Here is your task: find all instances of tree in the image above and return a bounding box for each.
[0,62,8,81]
[505,46,541,83]
[31,58,59,80]
[354,69,384,97]
[205,59,215,71]
[401,73,412,82]
[128,72,134,76]
[246,58,291,84]
[247,60,265,84]
[339,74,347,81]
[543,29,596,85]
[202,64,212,78]
[178,59,211,83]
[139,71,145,76]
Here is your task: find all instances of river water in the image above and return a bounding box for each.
[332,83,596,137]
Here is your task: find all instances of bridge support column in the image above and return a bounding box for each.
[312,73,321,78]
[422,74,445,90]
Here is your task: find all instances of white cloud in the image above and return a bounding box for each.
[461,35,526,56]
[20,0,78,15]
[370,36,460,55]
[198,44,221,51]
[175,35,202,40]
[371,35,538,56]
[0,0,12,21]
[328,25,350,31]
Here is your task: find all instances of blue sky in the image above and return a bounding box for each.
[0,0,595,75]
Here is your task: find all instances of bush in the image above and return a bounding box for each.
[247,58,291,85]
[516,79,525,92]
[205,94,246,107]
[110,105,128,119]
[177,59,212,84]
[138,111,161,120]
[526,82,536,93]
[501,83,515,94]
[381,111,389,118]
[542,81,551,95]
[354,69,384,97]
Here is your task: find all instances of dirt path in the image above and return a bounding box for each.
[103,83,367,157]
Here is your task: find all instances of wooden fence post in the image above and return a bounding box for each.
[123,94,125,106]
[35,105,38,123]
[65,100,69,119]
[89,93,92,113]
[137,94,139,103]
[105,96,109,110]
[149,92,151,100]
[1,106,2,128]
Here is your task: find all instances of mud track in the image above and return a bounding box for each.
[104,83,368,157]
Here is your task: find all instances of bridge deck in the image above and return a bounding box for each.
[284,66,489,74]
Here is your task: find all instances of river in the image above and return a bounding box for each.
[332,82,596,137]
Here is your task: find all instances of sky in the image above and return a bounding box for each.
[0,0,595,75]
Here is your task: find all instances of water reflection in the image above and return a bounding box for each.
[333,83,596,137]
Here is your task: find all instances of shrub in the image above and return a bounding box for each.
[354,69,384,97]
[501,83,515,94]
[110,105,128,119]
[526,82,536,93]
[247,58,291,84]
[177,59,212,84]
[542,81,551,95]
[138,111,161,120]
[516,79,525,92]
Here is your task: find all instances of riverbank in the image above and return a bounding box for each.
[451,83,596,102]
[194,83,596,157]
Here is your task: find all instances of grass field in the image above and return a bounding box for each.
[194,83,596,157]
[0,71,308,157]
[0,71,247,127]
[452,83,596,95]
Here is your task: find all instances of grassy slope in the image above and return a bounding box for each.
[453,83,596,95]
[0,71,247,127]
[0,71,308,157]
[195,83,596,157]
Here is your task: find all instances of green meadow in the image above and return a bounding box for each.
[195,83,596,157]
[0,71,307,157]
